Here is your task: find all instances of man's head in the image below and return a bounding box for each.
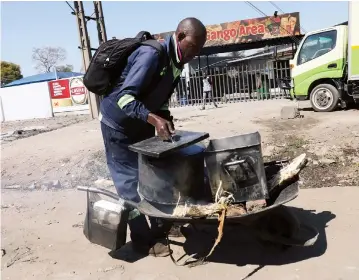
[175,17,207,65]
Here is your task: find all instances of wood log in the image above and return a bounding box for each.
[268,153,307,192]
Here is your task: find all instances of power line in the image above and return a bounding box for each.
[269,1,308,34]
[244,1,301,45]
[269,1,284,14]
[65,1,75,13]
[246,1,267,17]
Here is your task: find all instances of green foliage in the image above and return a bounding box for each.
[56,64,74,72]
[1,61,23,85]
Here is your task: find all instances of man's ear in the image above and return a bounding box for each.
[177,32,186,42]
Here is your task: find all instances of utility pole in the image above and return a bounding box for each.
[73,1,101,119]
[93,1,107,44]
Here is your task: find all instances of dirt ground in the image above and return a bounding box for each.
[1,114,91,143]
[1,99,359,279]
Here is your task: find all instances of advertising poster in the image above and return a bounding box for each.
[48,79,72,107]
[48,77,88,108]
[69,77,88,105]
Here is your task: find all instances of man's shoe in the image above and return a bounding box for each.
[132,239,172,257]
[148,239,172,257]
[168,225,184,238]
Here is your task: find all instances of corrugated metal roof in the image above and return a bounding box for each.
[227,46,294,64]
[3,72,84,87]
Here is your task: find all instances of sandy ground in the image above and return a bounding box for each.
[2,187,359,280]
[1,99,359,279]
[1,114,91,143]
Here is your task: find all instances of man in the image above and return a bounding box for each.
[201,73,217,110]
[99,18,207,257]
[255,72,269,100]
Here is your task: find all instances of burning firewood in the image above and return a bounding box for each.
[268,153,307,192]
[171,154,307,266]
[172,154,307,218]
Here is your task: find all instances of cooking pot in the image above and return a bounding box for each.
[204,132,268,203]
[138,144,212,205]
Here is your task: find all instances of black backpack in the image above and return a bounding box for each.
[83,31,166,96]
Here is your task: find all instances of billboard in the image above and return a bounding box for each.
[48,77,88,108]
[48,79,72,107]
[69,77,88,105]
[154,12,301,48]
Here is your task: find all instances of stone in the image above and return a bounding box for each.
[42,180,62,190]
[4,185,21,190]
[23,126,46,131]
[246,199,267,213]
[51,180,62,189]
[320,158,336,165]
[27,183,36,190]
[280,106,301,119]
[339,179,350,184]
[94,179,114,188]
[98,264,124,273]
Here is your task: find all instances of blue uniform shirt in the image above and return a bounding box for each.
[100,35,182,137]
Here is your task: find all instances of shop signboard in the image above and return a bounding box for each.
[154,12,301,48]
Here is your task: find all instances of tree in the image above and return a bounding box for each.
[1,61,23,85]
[32,47,66,73]
[56,64,74,72]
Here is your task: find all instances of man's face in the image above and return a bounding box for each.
[177,32,206,65]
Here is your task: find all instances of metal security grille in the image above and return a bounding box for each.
[169,61,291,108]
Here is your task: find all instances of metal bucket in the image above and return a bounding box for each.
[204,132,268,202]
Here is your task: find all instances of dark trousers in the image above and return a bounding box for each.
[202,91,217,108]
[101,122,170,246]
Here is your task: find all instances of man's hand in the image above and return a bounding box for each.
[147,113,175,140]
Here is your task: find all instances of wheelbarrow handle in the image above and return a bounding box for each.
[76,186,139,209]
[77,186,120,200]
[222,159,245,167]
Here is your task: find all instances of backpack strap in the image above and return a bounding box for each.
[141,40,164,55]
[135,31,153,41]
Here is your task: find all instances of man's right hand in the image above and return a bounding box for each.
[147,113,175,141]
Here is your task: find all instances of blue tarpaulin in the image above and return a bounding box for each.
[3,72,84,87]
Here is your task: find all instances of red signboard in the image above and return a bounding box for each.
[48,79,70,99]
[154,12,301,48]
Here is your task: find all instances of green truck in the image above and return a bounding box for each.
[289,1,359,112]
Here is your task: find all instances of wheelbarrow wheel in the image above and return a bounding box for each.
[253,205,300,247]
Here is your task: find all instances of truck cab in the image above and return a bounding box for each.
[289,1,359,112]
[290,25,348,112]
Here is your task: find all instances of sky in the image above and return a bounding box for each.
[1,1,349,77]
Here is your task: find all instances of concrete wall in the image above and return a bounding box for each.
[0,82,53,122]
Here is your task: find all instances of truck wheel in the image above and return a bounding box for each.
[310,84,339,112]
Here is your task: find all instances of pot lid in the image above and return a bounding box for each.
[128,130,209,158]
[177,143,205,156]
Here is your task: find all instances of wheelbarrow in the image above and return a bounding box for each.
[77,160,319,266]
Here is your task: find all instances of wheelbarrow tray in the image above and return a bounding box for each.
[78,180,318,248]
[79,180,299,225]
[134,181,299,224]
